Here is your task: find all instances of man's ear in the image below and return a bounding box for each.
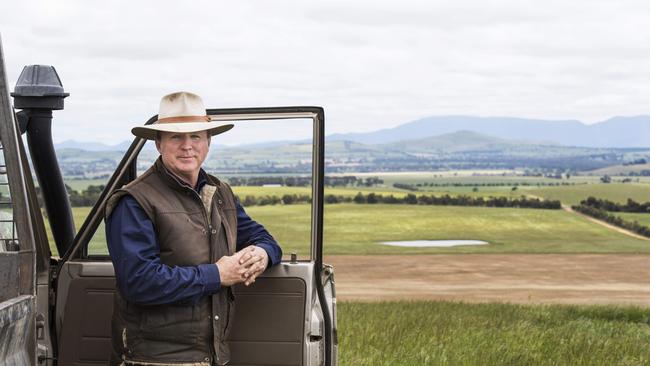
[155,139,162,153]
[207,135,211,146]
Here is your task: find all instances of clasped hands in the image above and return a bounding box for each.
[216,245,268,287]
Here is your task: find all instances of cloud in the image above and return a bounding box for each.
[1,0,650,144]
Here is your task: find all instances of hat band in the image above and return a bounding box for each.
[157,115,211,123]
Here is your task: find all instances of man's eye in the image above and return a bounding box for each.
[191,135,201,140]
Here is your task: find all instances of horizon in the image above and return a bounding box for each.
[51,113,650,146]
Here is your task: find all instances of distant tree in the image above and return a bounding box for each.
[242,195,257,206]
[600,175,612,184]
[282,194,296,205]
[405,193,417,204]
[325,195,339,204]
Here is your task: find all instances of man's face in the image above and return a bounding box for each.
[156,131,211,184]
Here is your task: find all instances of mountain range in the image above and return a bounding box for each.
[52,129,650,176]
[327,115,650,148]
[55,115,650,150]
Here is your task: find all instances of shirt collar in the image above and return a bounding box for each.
[196,169,208,192]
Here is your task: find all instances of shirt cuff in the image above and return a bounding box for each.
[198,263,221,295]
[255,243,280,267]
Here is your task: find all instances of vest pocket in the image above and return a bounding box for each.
[139,303,199,344]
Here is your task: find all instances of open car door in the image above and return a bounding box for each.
[52,107,337,365]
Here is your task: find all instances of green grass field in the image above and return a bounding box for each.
[617,212,650,228]
[59,202,650,256]
[248,204,650,255]
[63,176,650,206]
[51,179,650,256]
[63,179,108,191]
[339,301,650,365]
[232,186,407,198]
[525,183,650,206]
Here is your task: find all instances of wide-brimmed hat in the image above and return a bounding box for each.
[131,91,233,140]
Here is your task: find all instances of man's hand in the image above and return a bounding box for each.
[238,246,269,286]
[215,251,250,287]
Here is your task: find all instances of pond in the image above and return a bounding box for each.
[379,240,489,248]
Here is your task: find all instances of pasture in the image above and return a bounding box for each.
[47,176,650,258]
[64,178,109,192]
[232,186,406,197]
[617,212,650,227]
[249,204,650,256]
[339,301,650,365]
[524,183,650,206]
[56,201,650,257]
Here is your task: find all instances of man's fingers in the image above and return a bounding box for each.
[238,252,251,264]
[245,270,261,286]
[237,246,257,264]
[245,261,266,278]
[241,254,263,267]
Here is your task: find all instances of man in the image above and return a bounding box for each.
[105,91,282,365]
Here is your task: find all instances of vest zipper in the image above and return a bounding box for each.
[188,186,219,363]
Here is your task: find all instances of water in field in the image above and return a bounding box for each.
[380,240,489,247]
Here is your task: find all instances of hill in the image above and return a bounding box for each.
[328,115,650,148]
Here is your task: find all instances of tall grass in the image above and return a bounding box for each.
[339,301,650,365]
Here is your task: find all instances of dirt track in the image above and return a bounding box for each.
[325,254,650,306]
[562,205,650,240]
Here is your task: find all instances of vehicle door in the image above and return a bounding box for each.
[52,108,337,365]
[0,40,52,366]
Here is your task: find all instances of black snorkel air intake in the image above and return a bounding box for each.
[11,65,74,256]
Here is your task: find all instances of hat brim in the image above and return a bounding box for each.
[131,122,234,140]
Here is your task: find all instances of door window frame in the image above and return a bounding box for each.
[58,107,326,265]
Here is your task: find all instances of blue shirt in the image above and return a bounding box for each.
[106,171,282,306]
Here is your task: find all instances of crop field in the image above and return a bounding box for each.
[339,301,650,365]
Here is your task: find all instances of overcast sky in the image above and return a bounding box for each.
[1,0,650,145]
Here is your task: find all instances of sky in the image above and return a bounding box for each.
[1,0,650,145]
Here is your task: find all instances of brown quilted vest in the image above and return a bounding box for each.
[105,158,238,365]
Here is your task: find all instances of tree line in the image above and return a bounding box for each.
[394,182,581,191]
[35,184,106,207]
[226,176,383,187]
[55,184,559,210]
[239,192,561,209]
[579,196,650,213]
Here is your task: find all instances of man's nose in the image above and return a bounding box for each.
[180,135,193,149]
